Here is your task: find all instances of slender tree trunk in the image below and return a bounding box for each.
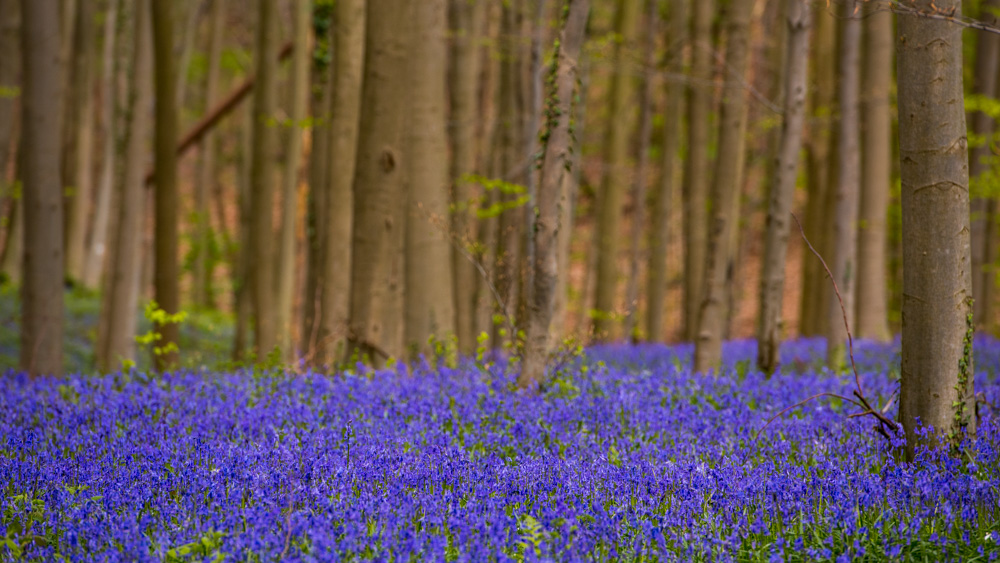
[757,0,812,374]
[347,0,410,365]
[856,0,893,341]
[63,0,96,286]
[20,0,64,377]
[623,0,658,342]
[970,0,1000,330]
[1,198,22,284]
[682,0,714,341]
[692,0,754,374]
[248,0,279,358]
[449,0,486,354]
[192,0,224,309]
[897,0,975,458]
[519,0,588,389]
[274,0,310,360]
[232,103,253,361]
[0,0,21,285]
[97,0,151,372]
[81,0,120,289]
[406,0,456,356]
[826,0,861,368]
[317,0,364,367]
[799,4,836,337]
[592,0,640,341]
[646,0,687,343]
[175,0,203,109]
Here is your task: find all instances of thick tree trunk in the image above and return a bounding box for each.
[970,0,1000,330]
[97,0,151,372]
[692,0,753,374]
[856,0,893,342]
[347,0,410,365]
[151,0,180,370]
[592,0,640,341]
[519,0,588,389]
[646,0,687,343]
[826,0,861,368]
[757,0,811,375]
[20,0,64,377]
[248,0,279,358]
[314,0,363,368]
[192,0,225,309]
[274,0,310,360]
[448,0,486,354]
[897,0,976,458]
[406,0,456,356]
[682,0,714,341]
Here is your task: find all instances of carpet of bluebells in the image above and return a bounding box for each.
[3,338,1000,561]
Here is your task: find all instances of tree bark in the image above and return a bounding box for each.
[970,0,1000,331]
[646,0,687,343]
[248,0,279,358]
[347,0,410,365]
[757,0,812,375]
[826,0,861,368]
[519,0,588,389]
[97,0,151,372]
[274,0,310,360]
[897,0,976,458]
[0,0,21,285]
[692,0,754,374]
[856,0,893,341]
[20,0,64,377]
[592,0,640,341]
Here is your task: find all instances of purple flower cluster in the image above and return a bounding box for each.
[2,337,1000,561]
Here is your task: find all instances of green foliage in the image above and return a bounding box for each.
[135,301,188,361]
[514,514,544,562]
[165,531,226,563]
[456,174,531,219]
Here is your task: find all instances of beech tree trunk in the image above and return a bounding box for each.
[646,0,687,343]
[248,0,279,358]
[692,0,753,374]
[0,0,21,285]
[897,0,976,458]
[274,0,310,359]
[20,0,64,377]
[519,0,588,390]
[592,0,640,341]
[856,0,893,342]
[97,0,151,372]
[756,0,811,375]
[347,0,410,365]
[826,0,861,368]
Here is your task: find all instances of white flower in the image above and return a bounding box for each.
[986,532,995,542]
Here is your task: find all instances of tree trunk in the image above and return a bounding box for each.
[856,0,893,341]
[897,0,976,458]
[592,0,640,341]
[20,0,64,377]
[81,0,121,289]
[449,0,486,354]
[646,0,687,343]
[151,0,180,370]
[248,0,279,358]
[1,197,23,285]
[756,0,812,375]
[97,0,151,372]
[175,0,203,109]
[623,0,658,342]
[405,0,455,356]
[825,0,861,368]
[317,0,364,367]
[692,0,753,374]
[0,0,21,285]
[274,0,310,360]
[970,0,1000,331]
[192,0,224,309]
[232,103,253,362]
[347,0,410,365]
[519,0,588,389]
[799,3,836,337]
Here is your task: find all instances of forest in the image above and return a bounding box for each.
[2,0,1000,559]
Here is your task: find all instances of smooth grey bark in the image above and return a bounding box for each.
[20,0,64,377]
[519,0,588,390]
[897,0,976,458]
[692,0,754,374]
[757,0,811,375]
